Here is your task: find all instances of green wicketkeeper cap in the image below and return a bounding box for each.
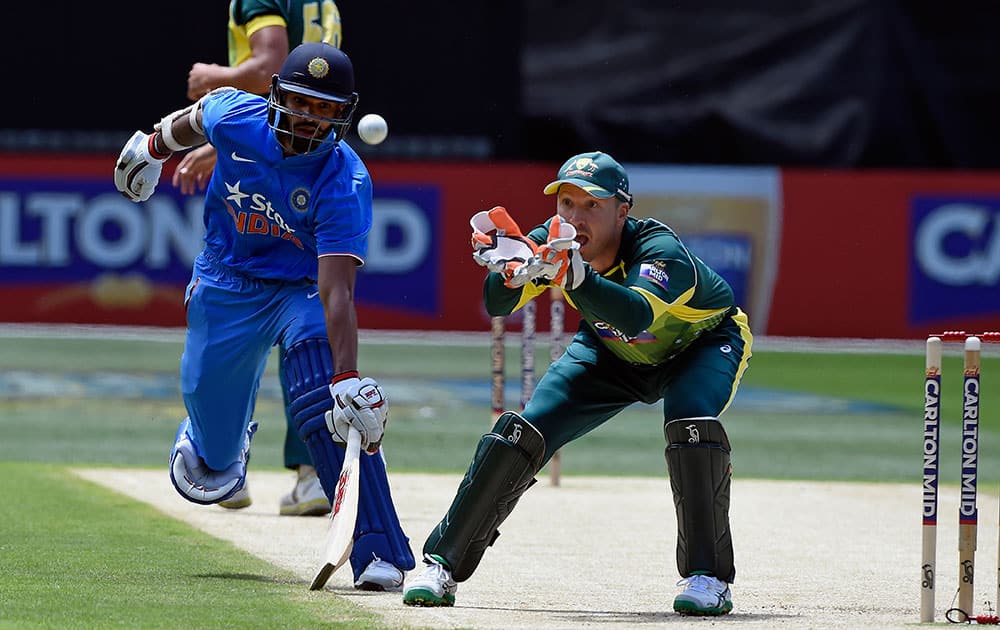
[543,151,633,207]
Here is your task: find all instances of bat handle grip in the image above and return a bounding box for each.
[346,425,363,454]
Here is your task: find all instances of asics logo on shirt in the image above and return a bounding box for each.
[223,180,304,249]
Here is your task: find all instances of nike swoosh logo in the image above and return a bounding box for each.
[231,152,256,163]
[307,291,319,299]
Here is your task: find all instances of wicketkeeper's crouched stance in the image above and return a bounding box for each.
[402,152,752,616]
[113,43,415,590]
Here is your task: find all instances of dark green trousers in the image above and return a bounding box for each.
[523,309,752,463]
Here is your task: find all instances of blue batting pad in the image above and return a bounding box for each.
[283,338,415,578]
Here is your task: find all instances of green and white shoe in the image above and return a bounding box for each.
[279,465,331,516]
[402,555,457,607]
[218,483,252,509]
[673,573,733,616]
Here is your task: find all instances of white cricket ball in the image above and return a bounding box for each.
[357,114,388,145]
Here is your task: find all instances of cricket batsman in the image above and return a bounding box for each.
[113,42,414,590]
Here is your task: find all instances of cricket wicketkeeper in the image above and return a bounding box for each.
[402,151,753,616]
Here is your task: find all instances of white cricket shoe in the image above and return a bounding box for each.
[218,483,252,509]
[355,556,405,591]
[279,465,331,516]
[402,555,457,606]
[673,573,733,616]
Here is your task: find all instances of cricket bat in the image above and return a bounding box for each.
[309,426,361,590]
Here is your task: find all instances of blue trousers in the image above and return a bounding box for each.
[180,252,322,470]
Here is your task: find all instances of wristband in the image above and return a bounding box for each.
[147,133,171,160]
[331,370,360,385]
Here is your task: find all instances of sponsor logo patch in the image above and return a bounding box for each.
[593,320,657,344]
[223,180,303,249]
[639,261,670,290]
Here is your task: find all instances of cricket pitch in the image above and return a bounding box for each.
[74,468,994,628]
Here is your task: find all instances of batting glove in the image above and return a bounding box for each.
[114,130,171,202]
[325,371,388,454]
[525,215,587,290]
[470,206,539,288]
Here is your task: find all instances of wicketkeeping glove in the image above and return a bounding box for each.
[114,130,171,202]
[470,206,539,288]
[524,215,587,290]
[324,371,388,454]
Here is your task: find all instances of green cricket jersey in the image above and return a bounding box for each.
[485,216,736,366]
[228,0,343,67]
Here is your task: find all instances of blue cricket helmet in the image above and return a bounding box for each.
[268,42,359,154]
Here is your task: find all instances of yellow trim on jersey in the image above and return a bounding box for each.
[246,14,288,38]
[667,301,732,323]
[718,308,753,415]
[513,280,548,312]
[630,285,727,323]
[562,289,578,312]
[228,17,250,67]
[604,260,626,277]
[229,14,288,66]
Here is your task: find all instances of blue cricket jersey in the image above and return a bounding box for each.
[199,89,371,282]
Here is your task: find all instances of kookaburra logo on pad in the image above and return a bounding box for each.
[686,424,700,443]
[509,423,523,444]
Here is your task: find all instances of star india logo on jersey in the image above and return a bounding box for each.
[223,180,304,249]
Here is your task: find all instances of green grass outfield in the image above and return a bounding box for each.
[1,330,997,628]
[0,463,388,629]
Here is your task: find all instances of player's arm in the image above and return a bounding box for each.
[187,24,289,99]
[568,270,654,337]
[482,273,524,316]
[113,100,210,202]
[238,24,290,94]
[318,254,388,454]
[317,254,360,375]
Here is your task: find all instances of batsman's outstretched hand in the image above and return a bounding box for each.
[325,372,388,454]
[525,215,587,290]
[114,130,171,202]
[470,206,539,288]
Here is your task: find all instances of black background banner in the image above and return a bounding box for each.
[520,1,998,167]
[6,1,999,167]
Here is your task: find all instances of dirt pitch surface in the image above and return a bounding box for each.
[75,468,998,628]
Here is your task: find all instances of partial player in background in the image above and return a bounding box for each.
[174,0,343,517]
[403,151,753,615]
[114,42,414,590]
[175,0,342,194]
